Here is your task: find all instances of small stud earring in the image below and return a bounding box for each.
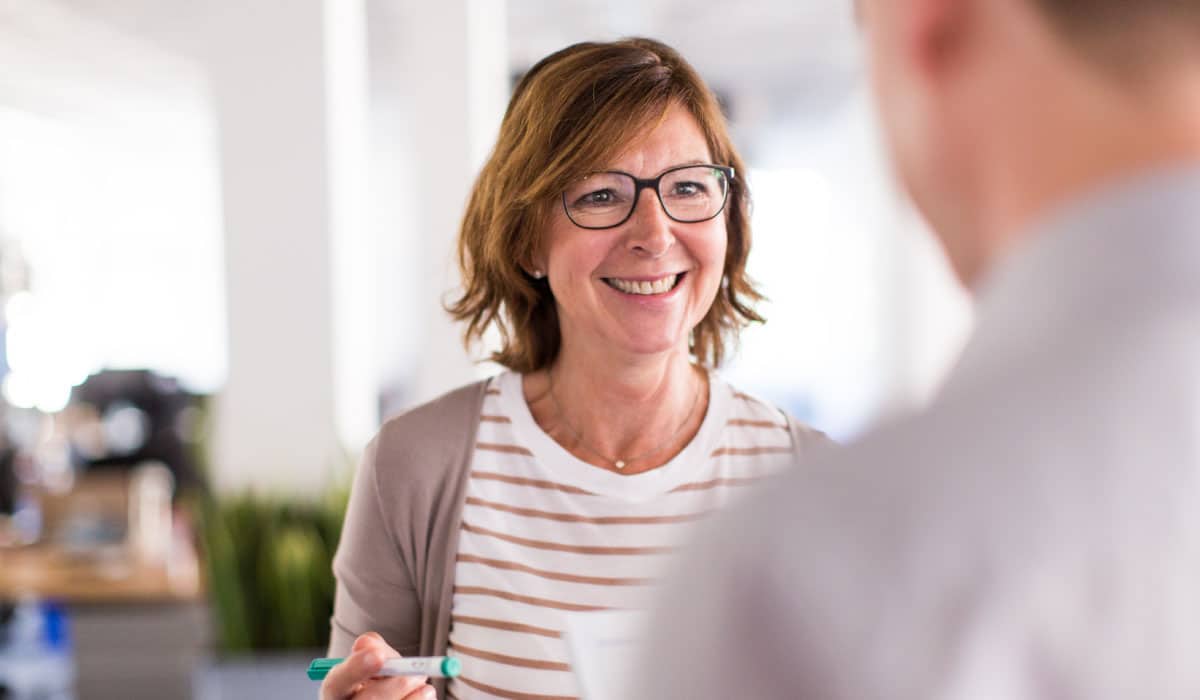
[531,269,545,279]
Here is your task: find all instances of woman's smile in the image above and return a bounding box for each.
[602,271,687,296]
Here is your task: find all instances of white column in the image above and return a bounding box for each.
[373,0,508,410]
[325,0,378,455]
[208,0,374,495]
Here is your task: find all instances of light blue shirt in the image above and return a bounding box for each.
[640,164,1200,699]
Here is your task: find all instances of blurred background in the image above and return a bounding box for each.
[0,0,971,697]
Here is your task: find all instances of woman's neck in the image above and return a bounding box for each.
[523,346,708,475]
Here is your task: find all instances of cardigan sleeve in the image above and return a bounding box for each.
[328,379,489,660]
[328,435,423,656]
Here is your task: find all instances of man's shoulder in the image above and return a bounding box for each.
[751,327,1191,548]
[741,381,1046,545]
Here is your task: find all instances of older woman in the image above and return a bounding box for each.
[322,38,829,700]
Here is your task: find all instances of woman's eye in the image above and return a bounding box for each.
[576,189,618,207]
[671,181,707,197]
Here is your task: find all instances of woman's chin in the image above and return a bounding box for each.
[609,331,689,359]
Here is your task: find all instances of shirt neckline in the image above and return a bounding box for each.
[494,369,733,501]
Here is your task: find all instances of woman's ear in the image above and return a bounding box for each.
[524,251,548,280]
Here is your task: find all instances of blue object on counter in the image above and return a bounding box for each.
[0,599,76,700]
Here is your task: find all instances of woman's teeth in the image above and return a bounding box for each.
[605,274,680,295]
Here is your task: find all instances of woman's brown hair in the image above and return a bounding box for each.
[448,37,763,373]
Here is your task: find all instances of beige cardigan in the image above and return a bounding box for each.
[327,378,828,694]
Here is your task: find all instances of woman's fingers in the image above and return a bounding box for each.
[351,631,387,652]
[350,677,435,700]
[325,633,433,699]
[320,647,385,700]
[400,683,437,700]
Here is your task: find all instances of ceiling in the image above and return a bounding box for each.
[506,0,864,121]
[17,0,865,153]
[49,0,863,109]
[0,0,205,119]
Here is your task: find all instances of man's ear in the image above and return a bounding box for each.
[906,0,973,80]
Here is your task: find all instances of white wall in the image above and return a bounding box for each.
[0,1,225,412]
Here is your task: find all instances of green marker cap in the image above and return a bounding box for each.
[307,657,344,681]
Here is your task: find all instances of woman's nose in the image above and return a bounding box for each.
[625,188,674,257]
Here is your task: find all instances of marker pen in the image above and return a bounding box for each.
[307,656,462,681]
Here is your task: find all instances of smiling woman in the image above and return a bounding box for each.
[452,40,760,373]
[324,38,833,700]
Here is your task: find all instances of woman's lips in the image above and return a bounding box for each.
[602,272,685,296]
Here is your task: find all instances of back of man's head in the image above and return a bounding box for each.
[860,0,1200,288]
[1032,0,1200,74]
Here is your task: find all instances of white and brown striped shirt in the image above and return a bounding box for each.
[445,371,809,700]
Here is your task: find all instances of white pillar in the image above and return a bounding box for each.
[325,0,378,455]
[208,0,374,495]
[373,0,508,410]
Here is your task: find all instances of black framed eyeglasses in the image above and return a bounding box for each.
[561,164,735,230]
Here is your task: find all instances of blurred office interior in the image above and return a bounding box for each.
[0,0,971,697]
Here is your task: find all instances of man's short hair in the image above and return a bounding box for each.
[1032,0,1200,71]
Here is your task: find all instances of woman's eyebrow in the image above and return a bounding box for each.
[601,159,713,176]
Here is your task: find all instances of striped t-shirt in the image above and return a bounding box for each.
[445,370,806,700]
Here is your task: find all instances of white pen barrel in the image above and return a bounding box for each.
[380,656,458,677]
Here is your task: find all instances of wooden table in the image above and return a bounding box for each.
[0,535,200,603]
[0,474,208,699]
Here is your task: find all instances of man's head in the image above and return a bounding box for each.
[1032,1,1200,69]
[858,0,1200,287]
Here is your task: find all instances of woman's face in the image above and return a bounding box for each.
[538,103,729,361]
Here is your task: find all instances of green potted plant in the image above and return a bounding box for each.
[193,485,349,697]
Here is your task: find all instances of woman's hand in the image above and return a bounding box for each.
[320,632,436,700]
